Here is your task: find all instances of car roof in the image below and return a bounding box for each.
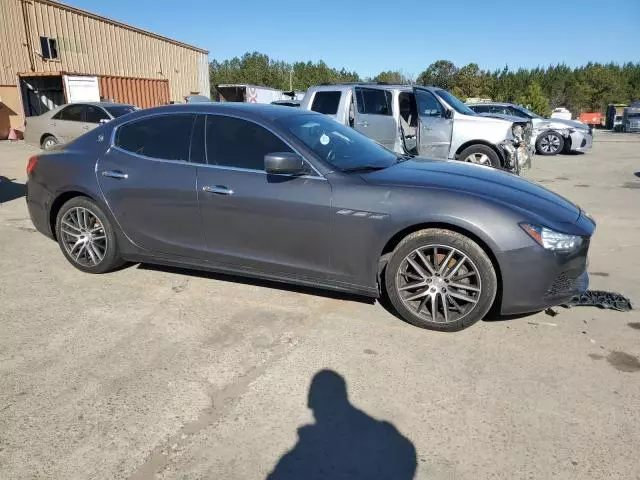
[308,83,413,92]
[129,102,318,121]
[469,102,514,107]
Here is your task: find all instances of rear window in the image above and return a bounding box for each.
[104,105,136,118]
[311,91,341,114]
[115,114,195,161]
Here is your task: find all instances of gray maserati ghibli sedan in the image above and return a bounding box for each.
[26,104,595,331]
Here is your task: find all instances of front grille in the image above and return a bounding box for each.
[581,138,587,147]
[545,271,580,297]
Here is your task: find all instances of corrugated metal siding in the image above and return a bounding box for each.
[0,0,209,102]
[99,76,169,108]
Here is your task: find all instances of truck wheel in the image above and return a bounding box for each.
[459,145,501,168]
[536,131,564,155]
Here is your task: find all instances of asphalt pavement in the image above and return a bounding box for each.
[1,132,639,479]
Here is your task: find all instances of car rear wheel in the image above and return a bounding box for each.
[536,131,564,155]
[41,135,58,150]
[55,197,124,274]
[384,228,497,331]
[459,144,501,168]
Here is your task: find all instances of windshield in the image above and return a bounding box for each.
[104,105,136,118]
[277,113,398,171]
[433,89,477,116]
[515,105,542,119]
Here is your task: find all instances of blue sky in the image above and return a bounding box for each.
[66,0,639,78]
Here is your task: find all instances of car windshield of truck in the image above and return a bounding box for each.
[104,105,136,118]
[277,113,398,171]
[434,89,477,116]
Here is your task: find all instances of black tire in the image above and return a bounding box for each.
[55,196,124,274]
[384,228,497,332]
[535,131,564,155]
[41,134,58,150]
[458,144,501,168]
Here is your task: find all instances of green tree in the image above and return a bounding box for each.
[515,81,551,117]
[417,60,458,90]
[373,70,407,84]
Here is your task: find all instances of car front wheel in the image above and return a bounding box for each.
[41,135,58,150]
[384,228,497,331]
[55,197,124,273]
[459,144,501,168]
[536,131,564,155]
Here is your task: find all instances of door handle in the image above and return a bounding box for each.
[202,185,234,195]
[101,170,128,179]
[356,121,369,127]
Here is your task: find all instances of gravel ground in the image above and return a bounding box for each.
[1,132,639,480]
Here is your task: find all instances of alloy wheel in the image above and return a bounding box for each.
[395,244,482,324]
[540,134,561,153]
[60,207,107,267]
[464,153,492,166]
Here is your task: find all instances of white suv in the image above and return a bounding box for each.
[301,84,532,174]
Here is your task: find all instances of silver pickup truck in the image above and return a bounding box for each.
[300,83,532,173]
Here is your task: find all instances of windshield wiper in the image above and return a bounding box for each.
[395,154,414,163]
[341,165,389,173]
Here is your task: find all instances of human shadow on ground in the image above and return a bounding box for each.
[0,176,26,203]
[266,370,417,480]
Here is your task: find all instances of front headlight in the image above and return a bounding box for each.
[512,124,523,140]
[520,223,583,251]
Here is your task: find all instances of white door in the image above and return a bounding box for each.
[63,76,100,103]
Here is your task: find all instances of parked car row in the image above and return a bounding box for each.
[26,102,595,331]
[467,102,594,156]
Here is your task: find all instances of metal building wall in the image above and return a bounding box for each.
[99,76,170,108]
[0,0,209,101]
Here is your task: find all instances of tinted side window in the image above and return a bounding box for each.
[115,114,195,161]
[56,105,85,122]
[206,115,292,170]
[356,88,392,116]
[189,115,206,164]
[85,105,110,124]
[415,91,443,117]
[471,105,489,113]
[310,91,341,115]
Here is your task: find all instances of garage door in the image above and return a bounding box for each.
[99,76,170,109]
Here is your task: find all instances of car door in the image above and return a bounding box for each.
[413,88,453,159]
[84,105,111,132]
[96,113,205,258]
[196,114,332,281]
[51,104,87,142]
[353,87,397,150]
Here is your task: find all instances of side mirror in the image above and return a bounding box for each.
[264,152,306,175]
[444,109,453,119]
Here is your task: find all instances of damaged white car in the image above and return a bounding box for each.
[468,102,593,156]
[301,84,533,174]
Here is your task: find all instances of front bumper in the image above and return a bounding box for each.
[497,214,595,315]
[568,130,593,152]
[500,141,532,174]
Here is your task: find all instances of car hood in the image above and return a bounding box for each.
[534,117,589,130]
[361,158,581,223]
